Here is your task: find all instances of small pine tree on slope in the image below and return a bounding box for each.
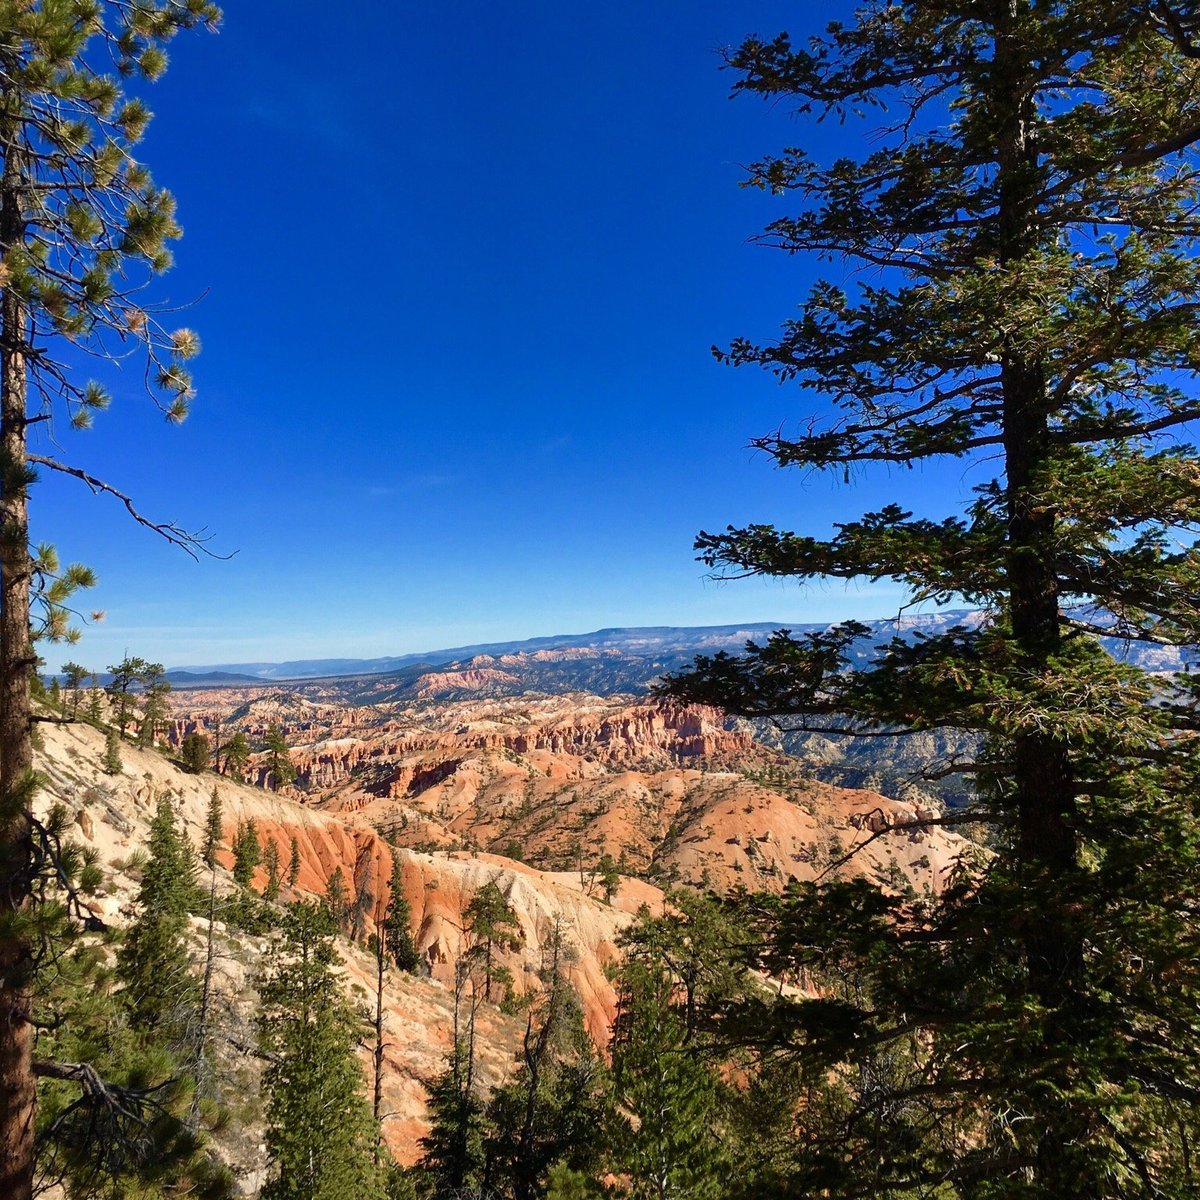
[116,793,199,1041]
[257,902,385,1200]
[608,954,723,1200]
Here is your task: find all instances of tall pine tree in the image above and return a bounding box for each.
[464,879,524,1003]
[665,3,1200,1194]
[483,923,610,1200]
[263,723,295,792]
[12,114,220,1170]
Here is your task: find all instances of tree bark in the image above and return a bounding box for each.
[0,113,36,1199]
[373,931,385,1158]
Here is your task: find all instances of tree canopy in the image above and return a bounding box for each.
[665,3,1200,1195]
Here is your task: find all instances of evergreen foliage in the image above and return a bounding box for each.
[608,955,723,1200]
[595,854,620,904]
[543,1163,604,1200]
[324,865,351,932]
[286,835,301,888]
[200,788,222,873]
[231,820,260,891]
[180,731,210,774]
[257,902,385,1200]
[102,727,122,776]
[135,664,169,749]
[382,851,420,974]
[369,851,420,1146]
[417,1041,488,1196]
[263,723,296,792]
[105,657,150,739]
[464,879,524,1003]
[617,891,747,1043]
[35,952,232,1200]
[195,788,223,1121]
[663,4,1200,1194]
[418,952,487,1195]
[263,839,281,903]
[482,926,610,1200]
[59,662,88,719]
[116,794,199,1040]
[222,731,249,782]
[30,804,230,1199]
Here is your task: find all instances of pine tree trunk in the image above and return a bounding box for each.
[994,0,1080,971]
[373,935,385,1157]
[0,121,36,1200]
[191,863,219,1126]
[995,4,1085,1190]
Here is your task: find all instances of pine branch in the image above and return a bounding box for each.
[27,455,226,558]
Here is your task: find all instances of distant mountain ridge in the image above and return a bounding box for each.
[170,614,982,682]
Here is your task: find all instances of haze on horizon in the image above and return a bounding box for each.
[37,1,956,673]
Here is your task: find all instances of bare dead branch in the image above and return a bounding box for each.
[27,455,228,559]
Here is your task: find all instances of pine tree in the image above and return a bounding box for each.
[263,839,281,903]
[544,1163,604,1200]
[418,955,486,1193]
[324,865,351,932]
[116,794,199,1041]
[483,924,610,1200]
[464,878,524,1003]
[181,731,210,774]
[106,655,150,739]
[201,789,223,876]
[210,714,223,775]
[257,902,385,1200]
[194,787,223,1117]
[382,851,420,975]
[370,852,421,1139]
[136,663,170,749]
[608,955,723,1200]
[663,4,1200,1193]
[287,835,302,889]
[595,853,620,905]
[86,678,103,724]
[32,802,232,1199]
[418,1041,487,1195]
[222,730,249,781]
[59,662,88,719]
[102,726,122,776]
[263,723,296,792]
[232,819,261,891]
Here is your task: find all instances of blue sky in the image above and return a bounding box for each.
[36,2,969,673]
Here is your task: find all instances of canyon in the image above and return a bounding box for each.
[37,667,972,1188]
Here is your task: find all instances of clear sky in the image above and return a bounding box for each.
[35,2,971,673]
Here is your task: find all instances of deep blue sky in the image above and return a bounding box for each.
[36,2,970,672]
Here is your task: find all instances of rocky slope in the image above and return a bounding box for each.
[166,691,970,899]
[36,719,656,1183]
